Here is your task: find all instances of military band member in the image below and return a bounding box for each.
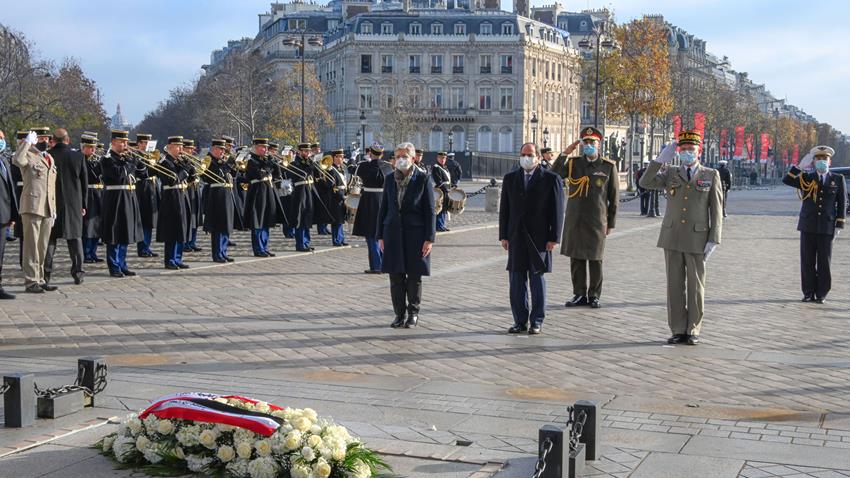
[640,130,723,345]
[285,143,318,252]
[431,152,452,232]
[100,130,143,277]
[310,142,330,236]
[539,147,554,170]
[80,135,104,263]
[45,128,88,285]
[134,133,159,257]
[552,127,618,309]
[446,152,462,187]
[154,137,193,269]
[222,135,245,231]
[352,143,392,273]
[181,139,203,253]
[203,139,238,262]
[244,138,282,257]
[782,146,845,304]
[413,149,427,173]
[328,149,348,247]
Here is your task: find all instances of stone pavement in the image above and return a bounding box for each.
[1,185,850,477]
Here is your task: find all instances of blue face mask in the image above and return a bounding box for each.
[815,159,829,173]
[679,150,697,166]
[583,144,597,157]
[0,139,6,152]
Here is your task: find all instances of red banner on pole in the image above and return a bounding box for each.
[694,112,705,141]
[792,144,799,165]
[746,133,755,161]
[760,133,770,161]
[673,115,682,141]
[720,129,728,159]
[734,125,745,158]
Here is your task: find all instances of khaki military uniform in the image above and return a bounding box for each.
[12,145,57,286]
[639,161,723,336]
[551,154,619,298]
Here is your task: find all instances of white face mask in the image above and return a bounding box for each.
[519,155,537,171]
[395,156,412,171]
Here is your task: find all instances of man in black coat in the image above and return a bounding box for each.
[378,142,436,328]
[327,149,348,246]
[431,152,452,232]
[182,139,203,253]
[352,143,392,273]
[499,142,565,334]
[282,143,317,252]
[244,138,283,257]
[717,160,732,217]
[44,129,88,285]
[0,131,18,299]
[81,136,104,263]
[100,130,144,278]
[203,139,238,262]
[782,146,846,303]
[156,137,193,269]
[446,152,462,187]
[134,133,159,258]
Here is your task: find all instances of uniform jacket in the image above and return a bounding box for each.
[377,168,437,276]
[244,153,284,229]
[499,166,565,273]
[782,166,846,236]
[551,154,618,261]
[352,159,392,237]
[154,154,192,243]
[0,154,18,225]
[640,161,723,254]
[100,151,143,244]
[48,142,88,239]
[718,165,733,191]
[82,154,103,238]
[281,157,315,229]
[12,144,57,218]
[203,154,239,233]
[446,158,462,187]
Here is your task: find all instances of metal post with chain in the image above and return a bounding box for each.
[531,437,554,478]
[33,359,108,418]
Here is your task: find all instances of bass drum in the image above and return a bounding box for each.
[433,187,444,215]
[344,194,360,224]
[447,188,466,215]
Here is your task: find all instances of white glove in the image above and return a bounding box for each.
[655,142,677,164]
[24,131,38,145]
[703,241,718,262]
[798,152,814,170]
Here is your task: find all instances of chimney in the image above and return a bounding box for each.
[513,0,530,17]
[403,0,410,12]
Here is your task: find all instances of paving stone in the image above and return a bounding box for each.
[630,452,743,478]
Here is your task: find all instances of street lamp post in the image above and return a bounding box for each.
[543,127,550,148]
[359,110,367,153]
[283,31,324,143]
[578,23,617,129]
[448,131,454,152]
[530,112,538,145]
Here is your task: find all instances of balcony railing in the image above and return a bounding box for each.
[501,66,512,74]
[381,66,393,73]
[431,66,443,74]
[480,66,491,74]
[409,66,420,74]
[453,66,464,74]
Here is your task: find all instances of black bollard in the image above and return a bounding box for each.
[3,373,35,428]
[537,424,567,478]
[78,357,106,407]
[574,400,600,461]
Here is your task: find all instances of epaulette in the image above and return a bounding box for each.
[602,157,616,166]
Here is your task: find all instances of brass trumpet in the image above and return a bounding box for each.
[126,149,177,181]
[180,153,229,185]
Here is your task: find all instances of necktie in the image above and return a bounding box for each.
[524,173,531,189]
[0,158,6,179]
[686,167,691,181]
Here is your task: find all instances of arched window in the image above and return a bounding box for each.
[477,126,492,153]
[498,126,513,153]
[429,126,444,151]
[450,125,465,152]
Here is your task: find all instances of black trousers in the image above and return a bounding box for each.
[800,232,833,299]
[0,225,7,288]
[638,188,649,215]
[570,258,603,298]
[389,273,422,318]
[45,237,84,282]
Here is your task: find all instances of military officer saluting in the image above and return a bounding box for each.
[552,127,618,309]
[640,130,723,345]
[782,146,845,304]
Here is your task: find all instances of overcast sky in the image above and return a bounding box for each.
[4,0,848,133]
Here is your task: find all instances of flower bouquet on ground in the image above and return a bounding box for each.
[98,392,392,478]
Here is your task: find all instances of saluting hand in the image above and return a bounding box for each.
[563,140,581,156]
[421,241,433,257]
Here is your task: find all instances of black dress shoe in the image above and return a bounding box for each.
[508,325,528,334]
[528,326,542,335]
[227,240,236,247]
[364,269,381,274]
[176,264,190,269]
[93,258,105,263]
[73,273,85,285]
[815,297,826,304]
[25,284,44,293]
[0,288,15,300]
[340,242,349,246]
[84,258,96,264]
[41,284,58,292]
[109,271,125,278]
[254,252,269,257]
[122,270,137,276]
[266,252,276,257]
[165,264,179,270]
[192,246,203,252]
[667,334,687,345]
[801,294,815,302]
[565,295,588,307]
[404,314,418,328]
[149,252,159,257]
[138,252,153,258]
[224,257,235,262]
[687,335,700,345]
[213,258,227,263]
[589,297,601,308]
[390,316,405,328]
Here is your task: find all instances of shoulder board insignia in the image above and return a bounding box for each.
[602,157,616,166]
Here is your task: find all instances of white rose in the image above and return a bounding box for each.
[284,430,302,451]
[291,464,312,478]
[332,445,346,461]
[293,416,312,432]
[236,440,253,460]
[254,439,272,457]
[199,429,219,449]
[353,460,371,478]
[143,445,164,464]
[156,419,174,435]
[301,446,316,462]
[135,435,150,452]
[318,446,332,460]
[306,434,322,448]
[248,456,280,478]
[127,418,143,436]
[302,408,318,422]
[174,446,185,460]
[310,424,323,435]
[216,424,236,433]
[217,445,236,463]
[176,425,201,447]
[314,459,332,478]
[186,454,214,473]
[112,436,136,463]
[101,435,115,452]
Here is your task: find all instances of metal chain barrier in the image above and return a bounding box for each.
[464,184,491,198]
[531,436,554,478]
[0,382,10,395]
[566,406,588,452]
[33,362,108,399]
